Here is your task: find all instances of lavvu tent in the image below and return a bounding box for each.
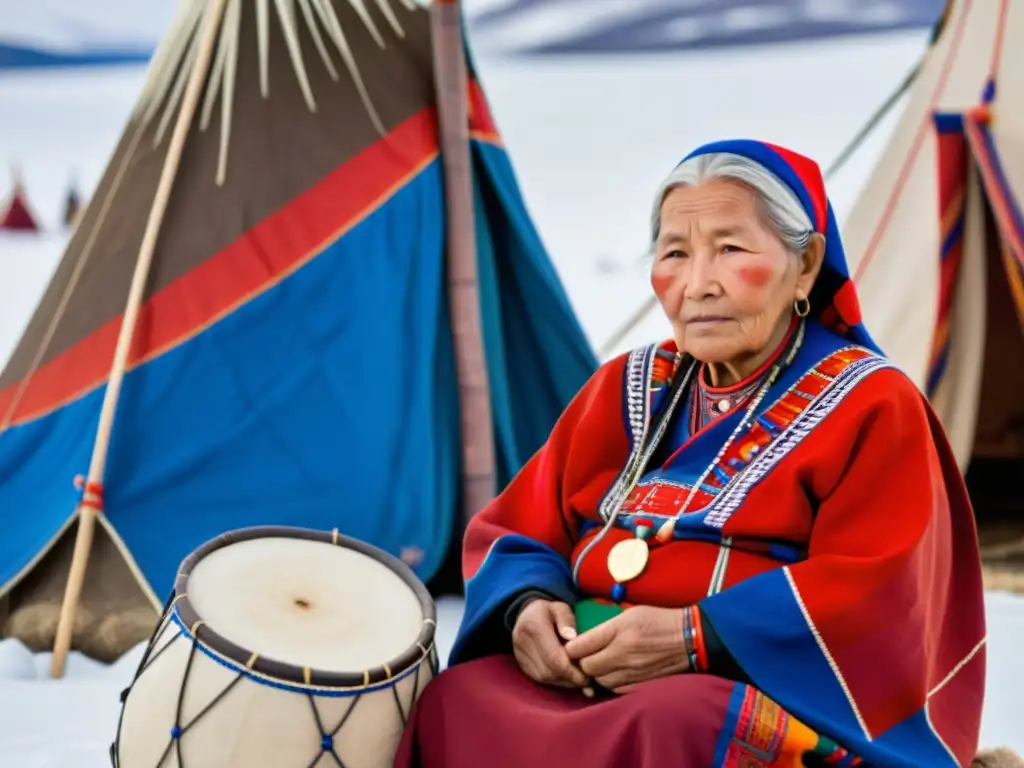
[0,0,596,672]
[844,0,1024,472]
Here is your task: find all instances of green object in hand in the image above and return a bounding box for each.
[573,598,624,634]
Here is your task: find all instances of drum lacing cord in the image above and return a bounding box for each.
[110,591,248,768]
[305,692,360,768]
[110,590,179,766]
[304,645,440,768]
[164,630,249,768]
[110,595,442,767]
[302,648,435,768]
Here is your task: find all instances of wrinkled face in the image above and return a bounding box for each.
[651,179,819,370]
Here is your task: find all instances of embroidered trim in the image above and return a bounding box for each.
[626,347,652,445]
[611,346,885,530]
[600,345,893,537]
[703,354,894,528]
[727,688,791,762]
[596,346,654,522]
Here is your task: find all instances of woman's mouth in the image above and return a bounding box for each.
[687,316,730,325]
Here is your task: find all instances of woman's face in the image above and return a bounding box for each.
[651,179,821,372]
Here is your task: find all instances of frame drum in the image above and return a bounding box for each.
[111,526,437,767]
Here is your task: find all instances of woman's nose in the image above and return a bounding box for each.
[684,253,717,299]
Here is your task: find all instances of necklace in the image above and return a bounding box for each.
[605,321,806,587]
[690,369,765,433]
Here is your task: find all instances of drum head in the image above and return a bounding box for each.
[176,527,433,680]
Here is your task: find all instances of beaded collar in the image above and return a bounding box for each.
[688,319,799,434]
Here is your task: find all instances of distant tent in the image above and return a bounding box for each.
[0,172,40,232]
[843,0,1024,471]
[0,0,596,666]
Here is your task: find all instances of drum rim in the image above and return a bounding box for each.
[173,525,437,689]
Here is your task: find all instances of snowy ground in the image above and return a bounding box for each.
[3,24,1022,767]
[0,593,1021,766]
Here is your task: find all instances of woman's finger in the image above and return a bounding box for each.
[596,670,631,691]
[528,614,587,687]
[564,620,616,660]
[547,647,589,687]
[514,633,556,685]
[577,645,621,679]
[513,649,542,684]
[548,601,578,641]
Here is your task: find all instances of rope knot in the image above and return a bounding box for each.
[74,475,104,512]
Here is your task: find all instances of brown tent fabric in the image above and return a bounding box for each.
[971,217,1024,460]
[0,0,442,662]
[0,1,433,395]
[1,522,157,662]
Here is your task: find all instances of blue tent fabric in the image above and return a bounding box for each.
[473,139,599,485]
[0,128,596,606]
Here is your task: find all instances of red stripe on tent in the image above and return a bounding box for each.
[468,78,502,146]
[927,128,967,396]
[964,113,1024,261]
[0,108,440,429]
[987,0,1011,80]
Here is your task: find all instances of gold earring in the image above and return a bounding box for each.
[794,296,811,318]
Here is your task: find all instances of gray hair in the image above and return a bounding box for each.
[650,152,814,255]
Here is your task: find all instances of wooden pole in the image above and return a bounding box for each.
[48,0,230,678]
[430,0,497,525]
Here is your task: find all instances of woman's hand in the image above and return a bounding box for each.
[563,605,690,691]
[512,599,589,689]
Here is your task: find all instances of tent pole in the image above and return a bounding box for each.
[48,0,229,679]
[430,0,497,527]
[596,59,923,360]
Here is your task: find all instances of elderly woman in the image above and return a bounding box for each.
[395,140,987,767]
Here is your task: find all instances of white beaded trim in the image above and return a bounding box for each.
[703,353,893,528]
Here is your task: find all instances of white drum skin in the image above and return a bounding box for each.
[112,528,437,768]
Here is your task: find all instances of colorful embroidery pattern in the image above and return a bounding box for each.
[614,346,887,533]
[596,346,690,523]
[649,348,679,393]
[720,687,861,767]
[703,352,893,528]
[703,347,874,500]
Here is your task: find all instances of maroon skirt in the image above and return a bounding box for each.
[394,654,738,767]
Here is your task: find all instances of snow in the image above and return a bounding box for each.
[0,593,1021,765]
[1,16,1020,767]
[0,597,467,767]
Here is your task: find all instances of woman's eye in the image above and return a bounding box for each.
[721,244,742,253]
[663,249,687,260]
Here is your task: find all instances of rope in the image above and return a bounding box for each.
[596,58,924,360]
